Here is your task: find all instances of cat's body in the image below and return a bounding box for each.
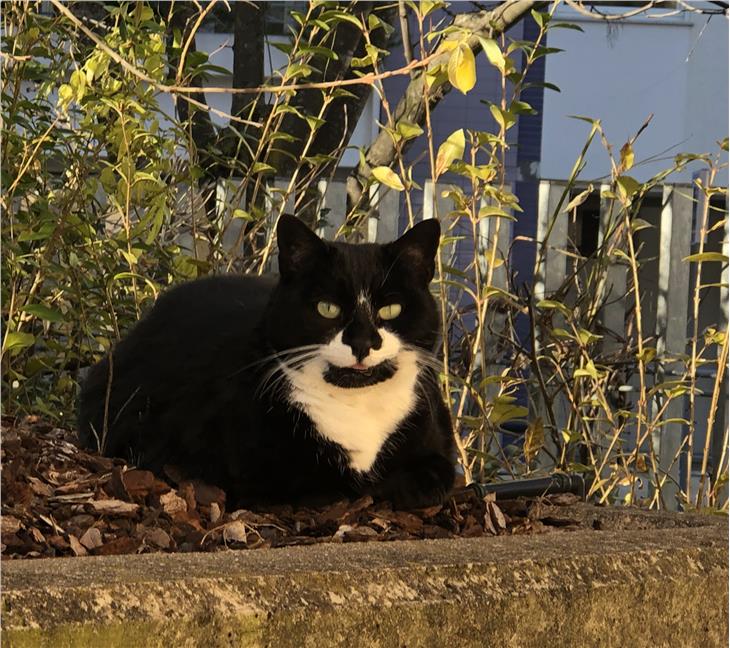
[78,216,455,508]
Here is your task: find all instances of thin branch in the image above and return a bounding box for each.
[564,0,658,20]
[398,0,415,74]
[50,0,437,101]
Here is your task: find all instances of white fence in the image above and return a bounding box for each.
[205,176,728,508]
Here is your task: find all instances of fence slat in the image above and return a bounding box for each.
[423,180,457,265]
[375,187,400,243]
[651,184,693,510]
[317,179,347,240]
[534,180,568,300]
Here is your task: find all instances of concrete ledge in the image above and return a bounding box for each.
[2,518,727,647]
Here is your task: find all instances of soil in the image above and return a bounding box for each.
[1,415,611,559]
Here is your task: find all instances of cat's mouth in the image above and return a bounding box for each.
[323,359,397,388]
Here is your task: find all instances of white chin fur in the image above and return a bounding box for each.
[284,337,420,473]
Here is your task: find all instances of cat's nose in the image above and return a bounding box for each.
[342,321,382,363]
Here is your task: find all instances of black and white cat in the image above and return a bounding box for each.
[78,215,455,508]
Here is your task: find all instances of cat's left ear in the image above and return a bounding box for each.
[277,214,327,280]
[388,219,441,285]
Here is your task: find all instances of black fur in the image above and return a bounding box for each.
[78,215,455,509]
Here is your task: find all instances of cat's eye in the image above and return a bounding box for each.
[378,304,402,320]
[317,301,341,319]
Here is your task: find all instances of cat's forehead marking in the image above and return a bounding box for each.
[357,291,369,306]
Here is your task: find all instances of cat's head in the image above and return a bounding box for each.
[265,214,440,389]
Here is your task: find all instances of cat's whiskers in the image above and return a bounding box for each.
[401,344,443,373]
[229,344,323,377]
[255,348,323,399]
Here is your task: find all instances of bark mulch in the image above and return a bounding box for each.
[1,415,587,559]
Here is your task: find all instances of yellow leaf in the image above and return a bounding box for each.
[523,417,544,464]
[447,43,476,95]
[620,141,634,171]
[434,129,465,178]
[372,166,405,191]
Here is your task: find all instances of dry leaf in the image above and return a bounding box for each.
[487,501,507,532]
[223,521,248,544]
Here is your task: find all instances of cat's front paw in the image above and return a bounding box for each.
[374,455,455,509]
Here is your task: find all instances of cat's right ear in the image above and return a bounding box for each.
[276,214,327,279]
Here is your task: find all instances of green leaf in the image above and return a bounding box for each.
[21,304,65,322]
[550,22,584,32]
[4,332,36,352]
[574,360,598,380]
[57,83,73,110]
[435,128,465,177]
[478,206,515,220]
[511,100,536,115]
[447,43,476,95]
[372,166,405,191]
[251,162,277,175]
[483,285,519,305]
[577,328,602,345]
[397,121,424,141]
[488,398,528,425]
[305,115,326,131]
[684,252,729,263]
[637,347,657,363]
[285,63,315,79]
[232,209,254,221]
[478,37,506,73]
[418,0,444,18]
[531,9,548,29]
[616,175,641,200]
[299,45,339,61]
[631,217,653,233]
[69,69,86,101]
[537,299,570,317]
[318,10,363,29]
[489,104,516,131]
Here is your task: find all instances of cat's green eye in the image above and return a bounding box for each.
[317,301,341,319]
[378,304,402,320]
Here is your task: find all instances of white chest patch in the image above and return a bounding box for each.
[284,350,420,473]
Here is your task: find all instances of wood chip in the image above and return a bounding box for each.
[27,477,53,498]
[85,499,140,517]
[30,527,46,544]
[95,536,141,556]
[159,491,187,516]
[190,480,226,507]
[210,502,221,525]
[1,515,22,535]
[122,469,155,498]
[79,527,103,550]
[68,534,87,556]
[144,527,172,549]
